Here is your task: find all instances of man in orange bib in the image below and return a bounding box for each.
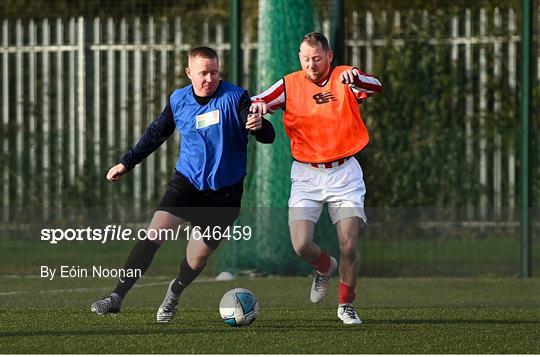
[251,32,382,325]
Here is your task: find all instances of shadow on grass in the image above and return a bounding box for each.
[2,317,538,338]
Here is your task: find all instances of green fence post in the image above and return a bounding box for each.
[229,0,242,86]
[520,0,533,278]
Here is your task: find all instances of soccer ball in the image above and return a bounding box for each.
[219,288,259,327]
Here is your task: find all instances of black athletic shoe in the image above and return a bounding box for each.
[91,293,123,316]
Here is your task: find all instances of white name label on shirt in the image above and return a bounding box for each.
[196,110,220,129]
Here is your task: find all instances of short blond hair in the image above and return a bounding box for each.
[300,32,330,51]
[189,47,218,60]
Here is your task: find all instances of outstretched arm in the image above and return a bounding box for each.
[249,78,286,114]
[107,102,176,181]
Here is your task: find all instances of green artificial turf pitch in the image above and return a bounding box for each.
[0,276,539,353]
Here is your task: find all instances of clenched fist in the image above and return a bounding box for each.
[106,163,128,182]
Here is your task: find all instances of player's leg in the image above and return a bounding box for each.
[91,210,185,316]
[156,231,216,322]
[170,188,242,295]
[288,161,337,303]
[336,216,361,286]
[334,216,363,324]
[290,218,338,303]
[157,180,243,322]
[326,157,367,324]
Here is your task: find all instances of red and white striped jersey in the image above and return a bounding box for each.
[251,66,382,110]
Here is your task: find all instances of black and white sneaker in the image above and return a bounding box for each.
[91,293,123,316]
[337,303,362,325]
[156,279,181,323]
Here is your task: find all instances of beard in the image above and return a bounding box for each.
[304,63,330,82]
[307,71,324,81]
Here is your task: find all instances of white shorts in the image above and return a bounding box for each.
[288,157,367,225]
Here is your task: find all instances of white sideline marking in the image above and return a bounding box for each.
[0,291,25,296]
[0,277,217,296]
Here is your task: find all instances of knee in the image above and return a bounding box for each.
[187,252,209,270]
[339,241,359,261]
[292,240,312,257]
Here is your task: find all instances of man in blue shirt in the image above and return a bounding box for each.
[91,47,275,323]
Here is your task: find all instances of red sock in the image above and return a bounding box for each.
[338,282,356,304]
[310,251,331,273]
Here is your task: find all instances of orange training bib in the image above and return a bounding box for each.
[283,65,369,163]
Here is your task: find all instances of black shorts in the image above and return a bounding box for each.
[157,170,244,249]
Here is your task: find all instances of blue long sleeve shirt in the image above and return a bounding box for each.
[120,81,275,190]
